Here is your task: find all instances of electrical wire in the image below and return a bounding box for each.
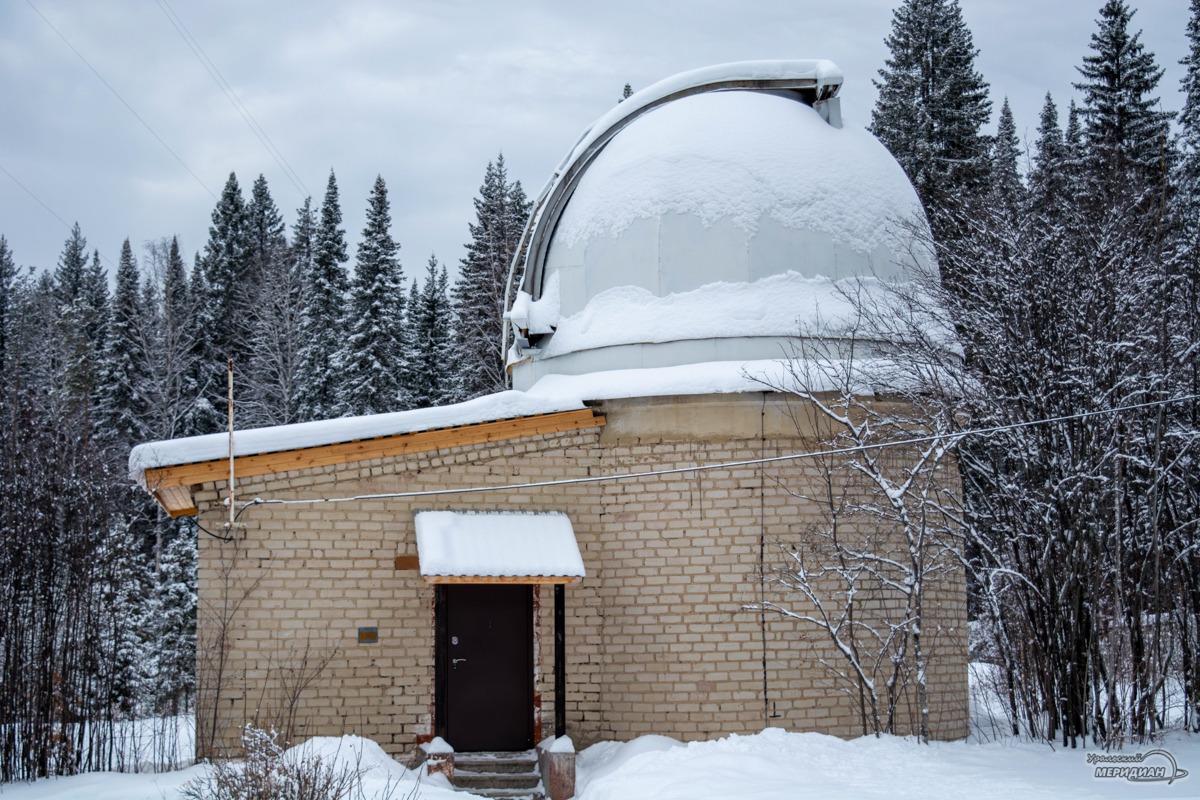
[0,162,116,268]
[155,0,310,200]
[0,163,75,232]
[234,392,1200,515]
[25,0,216,200]
[195,519,234,542]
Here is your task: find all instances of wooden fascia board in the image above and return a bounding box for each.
[143,408,605,518]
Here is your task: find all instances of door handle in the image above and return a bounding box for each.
[452,658,467,670]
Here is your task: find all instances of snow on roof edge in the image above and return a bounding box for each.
[130,354,916,489]
[128,391,586,486]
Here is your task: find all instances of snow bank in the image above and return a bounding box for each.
[283,735,461,799]
[575,727,1200,800]
[6,725,1196,799]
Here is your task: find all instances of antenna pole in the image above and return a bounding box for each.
[227,357,235,531]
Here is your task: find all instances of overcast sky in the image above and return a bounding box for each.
[0,1,1191,282]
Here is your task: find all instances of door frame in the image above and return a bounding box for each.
[433,584,540,750]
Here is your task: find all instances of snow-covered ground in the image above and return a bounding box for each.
[3,697,1196,799]
[574,728,1197,800]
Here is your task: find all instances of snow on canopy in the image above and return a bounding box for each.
[553,59,844,185]
[414,510,585,579]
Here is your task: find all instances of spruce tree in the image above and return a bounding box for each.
[143,527,197,715]
[53,223,89,309]
[0,236,16,374]
[335,175,408,416]
[870,0,991,234]
[96,239,146,446]
[245,175,288,288]
[988,98,1023,216]
[198,173,251,430]
[451,154,531,399]
[1074,0,1172,182]
[54,233,109,420]
[7,271,58,398]
[406,254,455,408]
[296,171,349,421]
[245,178,304,426]
[1028,94,1069,214]
[1182,0,1200,191]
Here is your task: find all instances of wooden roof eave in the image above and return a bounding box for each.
[141,408,606,518]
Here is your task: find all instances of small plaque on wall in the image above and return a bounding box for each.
[395,555,420,571]
[358,627,378,644]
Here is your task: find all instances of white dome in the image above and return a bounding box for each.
[506,62,929,392]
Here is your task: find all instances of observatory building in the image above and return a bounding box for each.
[131,60,966,771]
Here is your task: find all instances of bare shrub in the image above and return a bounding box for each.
[179,726,363,800]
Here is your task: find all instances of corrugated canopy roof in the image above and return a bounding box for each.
[414,511,585,584]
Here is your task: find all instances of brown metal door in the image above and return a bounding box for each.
[439,584,534,751]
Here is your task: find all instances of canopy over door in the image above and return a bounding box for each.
[415,510,585,584]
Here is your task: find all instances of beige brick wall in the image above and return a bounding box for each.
[193,392,967,759]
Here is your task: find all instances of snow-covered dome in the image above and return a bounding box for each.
[505,60,928,392]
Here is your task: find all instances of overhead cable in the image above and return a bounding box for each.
[237,392,1200,512]
[0,162,116,269]
[156,0,310,199]
[25,0,216,200]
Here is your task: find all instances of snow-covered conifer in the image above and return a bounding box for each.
[1074,0,1172,182]
[245,179,305,426]
[143,525,197,715]
[197,173,251,430]
[988,98,1023,217]
[96,239,146,446]
[451,155,530,399]
[56,234,109,419]
[335,175,409,416]
[870,0,991,233]
[0,236,14,374]
[1027,94,1068,215]
[296,171,349,421]
[53,222,89,309]
[405,254,455,407]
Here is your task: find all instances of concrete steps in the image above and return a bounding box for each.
[453,751,543,800]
